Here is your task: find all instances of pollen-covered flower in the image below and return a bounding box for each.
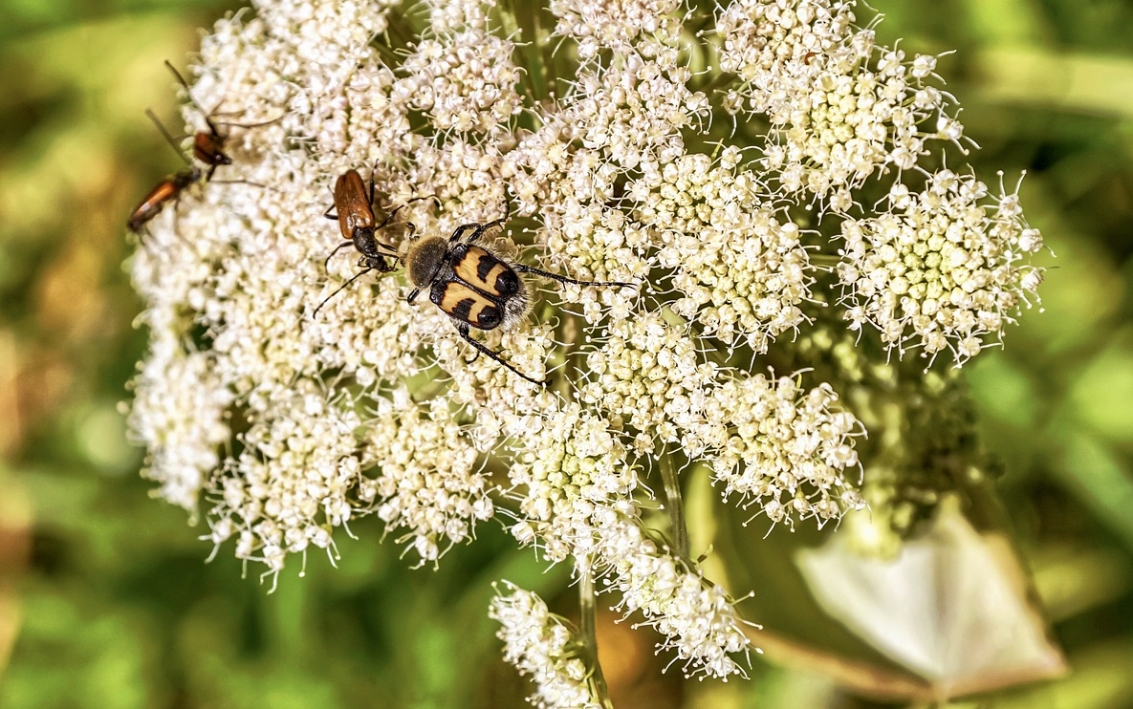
[505,401,638,562]
[594,513,753,679]
[717,0,963,201]
[633,149,812,350]
[698,373,864,524]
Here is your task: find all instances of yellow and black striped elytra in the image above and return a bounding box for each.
[312,170,437,318]
[404,211,635,385]
[437,279,504,329]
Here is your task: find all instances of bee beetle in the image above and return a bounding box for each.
[127,61,277,235]
[404,208,635,385]
[312,168,436,317]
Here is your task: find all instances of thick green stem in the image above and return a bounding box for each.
[579,571,614,709]
[659,449,689,560]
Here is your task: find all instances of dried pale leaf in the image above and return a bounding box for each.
[796,497,1066,701]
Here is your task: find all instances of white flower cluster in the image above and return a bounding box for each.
[507,12,707,288]
[216,381,362,572]
[596,515,753,679]
[506,402,638,562]
[489,582,603,709]
[702,374,863,525]
[125,0,1044,694]
[397,8,522,134]
[717,0,961,204]
[582,314,863,524]
[634,148,811,350]
[583,314,716,449]
[129,347,231,512]
[365,394,494,564]
[550,0,682,57]
[501,397,753,677]
[837,170,1045,363]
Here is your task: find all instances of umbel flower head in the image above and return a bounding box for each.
[127,0,1044,697]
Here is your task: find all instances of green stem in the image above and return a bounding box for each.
[696,69,739,95]
[499,0,547,103]
[659,449,689,560]
[579,572,614,709]
[810,253,844,269]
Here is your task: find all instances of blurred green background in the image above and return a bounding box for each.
[1,0,1132,707]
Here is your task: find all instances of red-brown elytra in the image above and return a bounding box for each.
[126,61,279,235]
[402,202,636,385]
[312,168,437,318]
[126,109,205,235]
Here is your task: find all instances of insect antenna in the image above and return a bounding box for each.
[212,115,284,130]
[163,60,219,132]
[146,109,192,166]
[312,267,374,319]
[164,61,201,105]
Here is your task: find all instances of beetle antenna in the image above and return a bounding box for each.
[164,61,208,115]
[164,60,229,137]
[212,115,284,129]
[312,267,373,319]
[146,109,191,165]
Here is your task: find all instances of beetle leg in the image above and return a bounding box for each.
[322,241,355,272]
[374,195,440,231]
[455,323,545,386]
[448,223,482,243]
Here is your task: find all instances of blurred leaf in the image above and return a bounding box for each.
[1053,432,1133,553]
[960,0,1050,46]
[1068,328,1133,443]
[0,467,31,678]
[1002,186,1124,355]
[0,0,240,44]
[1032,544,1132,622]
[994,640,1133,709]
[966,354,1038,429]
[974,47,1133,117]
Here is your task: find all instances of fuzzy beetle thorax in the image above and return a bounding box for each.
[406,236,449,288]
